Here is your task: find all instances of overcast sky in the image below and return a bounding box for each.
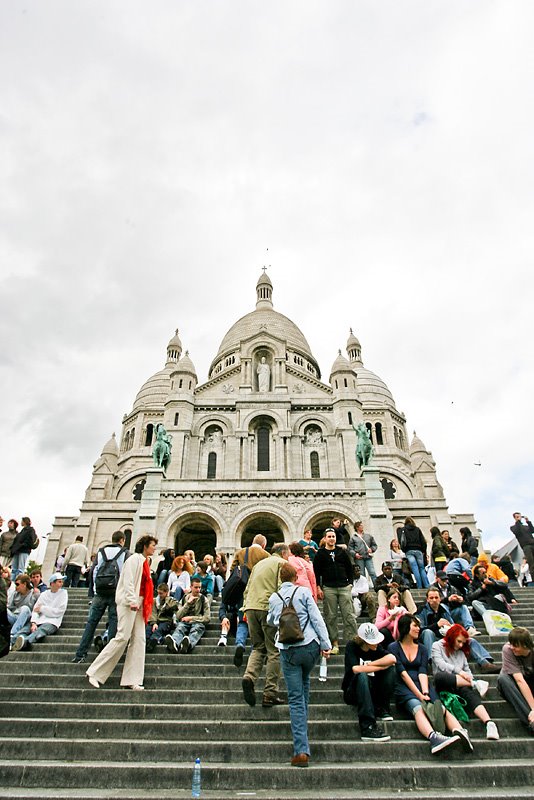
[1,1,532,559]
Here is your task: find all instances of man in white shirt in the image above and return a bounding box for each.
[12,573,68,651]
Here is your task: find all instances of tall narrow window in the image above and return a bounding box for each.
[145,423,154,446]
[174,413,179,426]
[365,422,373,443]
[375,422,383,445]
[348,412,353,425]
[207,452,217,479]
[257,426,270,471]
[310,451,320,478]
[394,427,399,447]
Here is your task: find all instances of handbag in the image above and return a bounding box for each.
[439,691,469,723]
[422,698,446,733]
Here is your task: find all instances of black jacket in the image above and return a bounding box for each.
[510,520,534,549]
[398,524,427,555]
[313,547,353,588]
[10,526,36,556]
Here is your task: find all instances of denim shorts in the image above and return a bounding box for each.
[404,697,423,716]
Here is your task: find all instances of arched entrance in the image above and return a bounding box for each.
[306,511,351,547]
[171,513,220,560]
[237,512,287,554]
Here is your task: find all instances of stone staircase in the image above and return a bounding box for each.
[1,587,534,798]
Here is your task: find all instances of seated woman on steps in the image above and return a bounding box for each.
[388,614,474,755]
[431,624,500,740]
[374,588,407,646]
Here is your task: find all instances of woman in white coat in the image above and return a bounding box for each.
[86,535,157,691]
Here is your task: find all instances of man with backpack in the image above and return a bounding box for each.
[241,543,290,708]
[71,531,130,663]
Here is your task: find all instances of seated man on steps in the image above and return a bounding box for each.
[7,573,38,647]
[146,582,178,652]
[12,573,68,651]
[375,562,416,614]
[497,626,534,734]
[165,577,210,654]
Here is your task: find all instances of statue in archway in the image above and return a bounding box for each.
[152,424,172,471]
[352,420,374,470]
[257,356,271,392]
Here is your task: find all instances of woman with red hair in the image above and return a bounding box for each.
[431,623,500,740]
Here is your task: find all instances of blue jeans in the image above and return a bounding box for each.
[146,620,173,644]
[157,570,169,586]
[75,594,118,658]
[8,606,32,644]
[213,575,224,595]
[344,666,396,731]
[406,550,429,588]
[171,621,205,650]
[26,623,57,644]
[64,564,82,588]
[280,640,320,756]
[450,605,475,629]
[11,553,29,580]
[360,558,377,588]
[421,628,491,665]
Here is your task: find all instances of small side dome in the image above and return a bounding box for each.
[174,350,197,377]
[101,432,119,458]
[133,367,173,410]
[330,349,352,375]
[410,431,428,455]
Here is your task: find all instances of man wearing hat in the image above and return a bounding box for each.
[431,570,479,636]
[341,622,396,741]
[12,573,68,651]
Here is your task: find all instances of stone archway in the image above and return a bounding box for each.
[171,513,220,561]
[305,510,351,547]
[236,511,288,554]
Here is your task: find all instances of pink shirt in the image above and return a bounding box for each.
[288,555,318,601]
[375,604,407,640]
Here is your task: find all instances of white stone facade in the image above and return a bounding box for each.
[45,272,476,573]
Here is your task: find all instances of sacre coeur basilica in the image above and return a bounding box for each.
[44,271,476,573]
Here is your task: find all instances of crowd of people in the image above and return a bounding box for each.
[1,510,534,768]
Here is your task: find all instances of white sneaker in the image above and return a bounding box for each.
[86,674,101,689]
[467,627,481,637]
[486,720,500,740]
[474,679,489,698]
[217,635,228,647]
[128,684,145,691]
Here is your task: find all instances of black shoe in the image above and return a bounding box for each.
[93,636,104,653]
[242,677,256,706]
[165,634,179,654]
[376,709,393,722]
[179,636,191,654]
[262,695,285,707]
[233,645,245,668]
[146,639,157,653]
[361,724,391,742]
[71,655,87,663]
[452,727,474,752]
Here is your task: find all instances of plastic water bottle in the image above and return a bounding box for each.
[191,757,201,798]
[318,656,328,682]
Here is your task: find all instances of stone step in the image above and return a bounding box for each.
[1,790,534,800]
[0,735,529,764]
[3,716,525,741]
[0,758,532,791]
[1,695,520,719]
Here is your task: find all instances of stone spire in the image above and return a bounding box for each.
[166,329,182,366]
[256,268,273,309]
[346,328,362,365]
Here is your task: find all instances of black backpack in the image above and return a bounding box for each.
[94,547,125,596]
[276,587,308,644]
[221,548,251,607]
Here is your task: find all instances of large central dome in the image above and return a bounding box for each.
[210,271,318,372]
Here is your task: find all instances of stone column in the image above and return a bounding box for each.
[133,468,164,538]
[362,464,393,569]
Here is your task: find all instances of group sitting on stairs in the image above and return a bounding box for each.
[1,510,534,769]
